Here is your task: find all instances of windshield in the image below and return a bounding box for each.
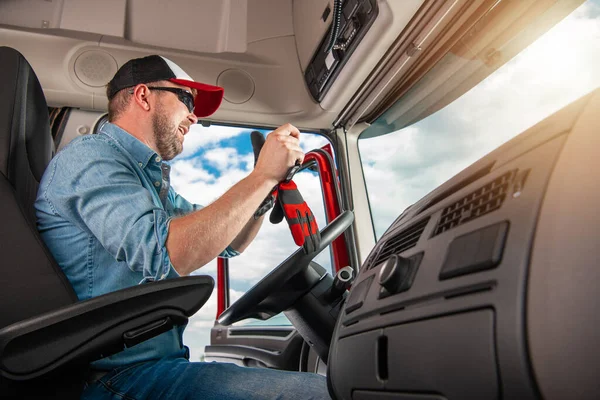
[359,0,600,239]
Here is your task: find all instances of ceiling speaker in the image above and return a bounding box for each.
[73,50,118,88]
[217,69,255,104]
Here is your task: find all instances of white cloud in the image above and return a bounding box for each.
[178,125,246,158]
[196,262,217,276]
[170,158,214,185]
[170,155,253,205]
[299,132,330,153]
[204,147,241,170]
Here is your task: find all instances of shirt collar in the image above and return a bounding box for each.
[99,122,161,168]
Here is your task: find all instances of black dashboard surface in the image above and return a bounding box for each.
[328,89,600,400]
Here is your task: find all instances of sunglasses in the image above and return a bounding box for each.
[147,87,195,113]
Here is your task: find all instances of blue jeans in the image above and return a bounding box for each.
[81,357,331,400]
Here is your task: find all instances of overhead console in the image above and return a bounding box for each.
[302,0,379,102]
[328,90,600,400]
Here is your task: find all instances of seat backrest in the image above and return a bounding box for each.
[0,47,77,330]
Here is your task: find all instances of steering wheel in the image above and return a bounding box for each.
[217,210,354,326]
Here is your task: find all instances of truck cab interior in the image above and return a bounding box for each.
[1,0,599,399]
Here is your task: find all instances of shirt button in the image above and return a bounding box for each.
[138,162,143,167]
[154,181,161,187]
[155,156,162,162]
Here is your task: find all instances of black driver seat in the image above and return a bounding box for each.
[0,46,213,398]
[0,47,77,330]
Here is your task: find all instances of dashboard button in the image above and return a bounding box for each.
[345,275,373,314]
[439,221,509,279]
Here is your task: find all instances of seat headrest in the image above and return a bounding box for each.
[0,46,54,183]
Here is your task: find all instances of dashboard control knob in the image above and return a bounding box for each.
[379,254,411,294]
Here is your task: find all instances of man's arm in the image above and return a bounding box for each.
[170,192,260,255]
[229,214,264,253]
[166,124,303,276]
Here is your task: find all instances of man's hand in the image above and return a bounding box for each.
[253,124,304,185]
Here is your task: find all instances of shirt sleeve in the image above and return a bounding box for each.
[169,189,203,214]
[42,137,173,283]
[168,188,240,258]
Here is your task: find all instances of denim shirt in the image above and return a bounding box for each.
[35,122,238,370]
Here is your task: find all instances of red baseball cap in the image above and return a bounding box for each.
[107,55,224,118]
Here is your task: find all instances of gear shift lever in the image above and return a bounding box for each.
[328,266,354,301]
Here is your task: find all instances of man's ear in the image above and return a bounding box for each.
[132,84,151,111]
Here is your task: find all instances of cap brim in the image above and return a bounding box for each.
[170,78,224,118]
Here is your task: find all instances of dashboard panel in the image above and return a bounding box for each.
[328,89,600,400]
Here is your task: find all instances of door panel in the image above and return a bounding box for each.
[205,325,303,370]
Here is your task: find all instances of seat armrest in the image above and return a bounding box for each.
[0,275,213,380]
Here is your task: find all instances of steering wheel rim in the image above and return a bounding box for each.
[217,210,354,326]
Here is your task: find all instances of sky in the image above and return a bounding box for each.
[171,0,600,360]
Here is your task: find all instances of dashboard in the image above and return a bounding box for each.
[328,89,600,400]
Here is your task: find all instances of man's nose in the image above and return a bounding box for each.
[188,112,198,125]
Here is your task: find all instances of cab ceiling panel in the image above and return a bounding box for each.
[127,0,248,53]
[0,0,126,38]
[0,0,249,54]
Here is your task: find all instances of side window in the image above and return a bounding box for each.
[170,123,330,360]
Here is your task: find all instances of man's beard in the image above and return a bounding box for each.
[152,103,183,161]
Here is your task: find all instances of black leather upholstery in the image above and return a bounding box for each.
[0,46,55,224]
[0,47,77,331]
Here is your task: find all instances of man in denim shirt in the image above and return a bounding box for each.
[35,55,330,399]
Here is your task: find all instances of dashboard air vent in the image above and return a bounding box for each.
[433,169,519,236]
[367,217,430,269]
